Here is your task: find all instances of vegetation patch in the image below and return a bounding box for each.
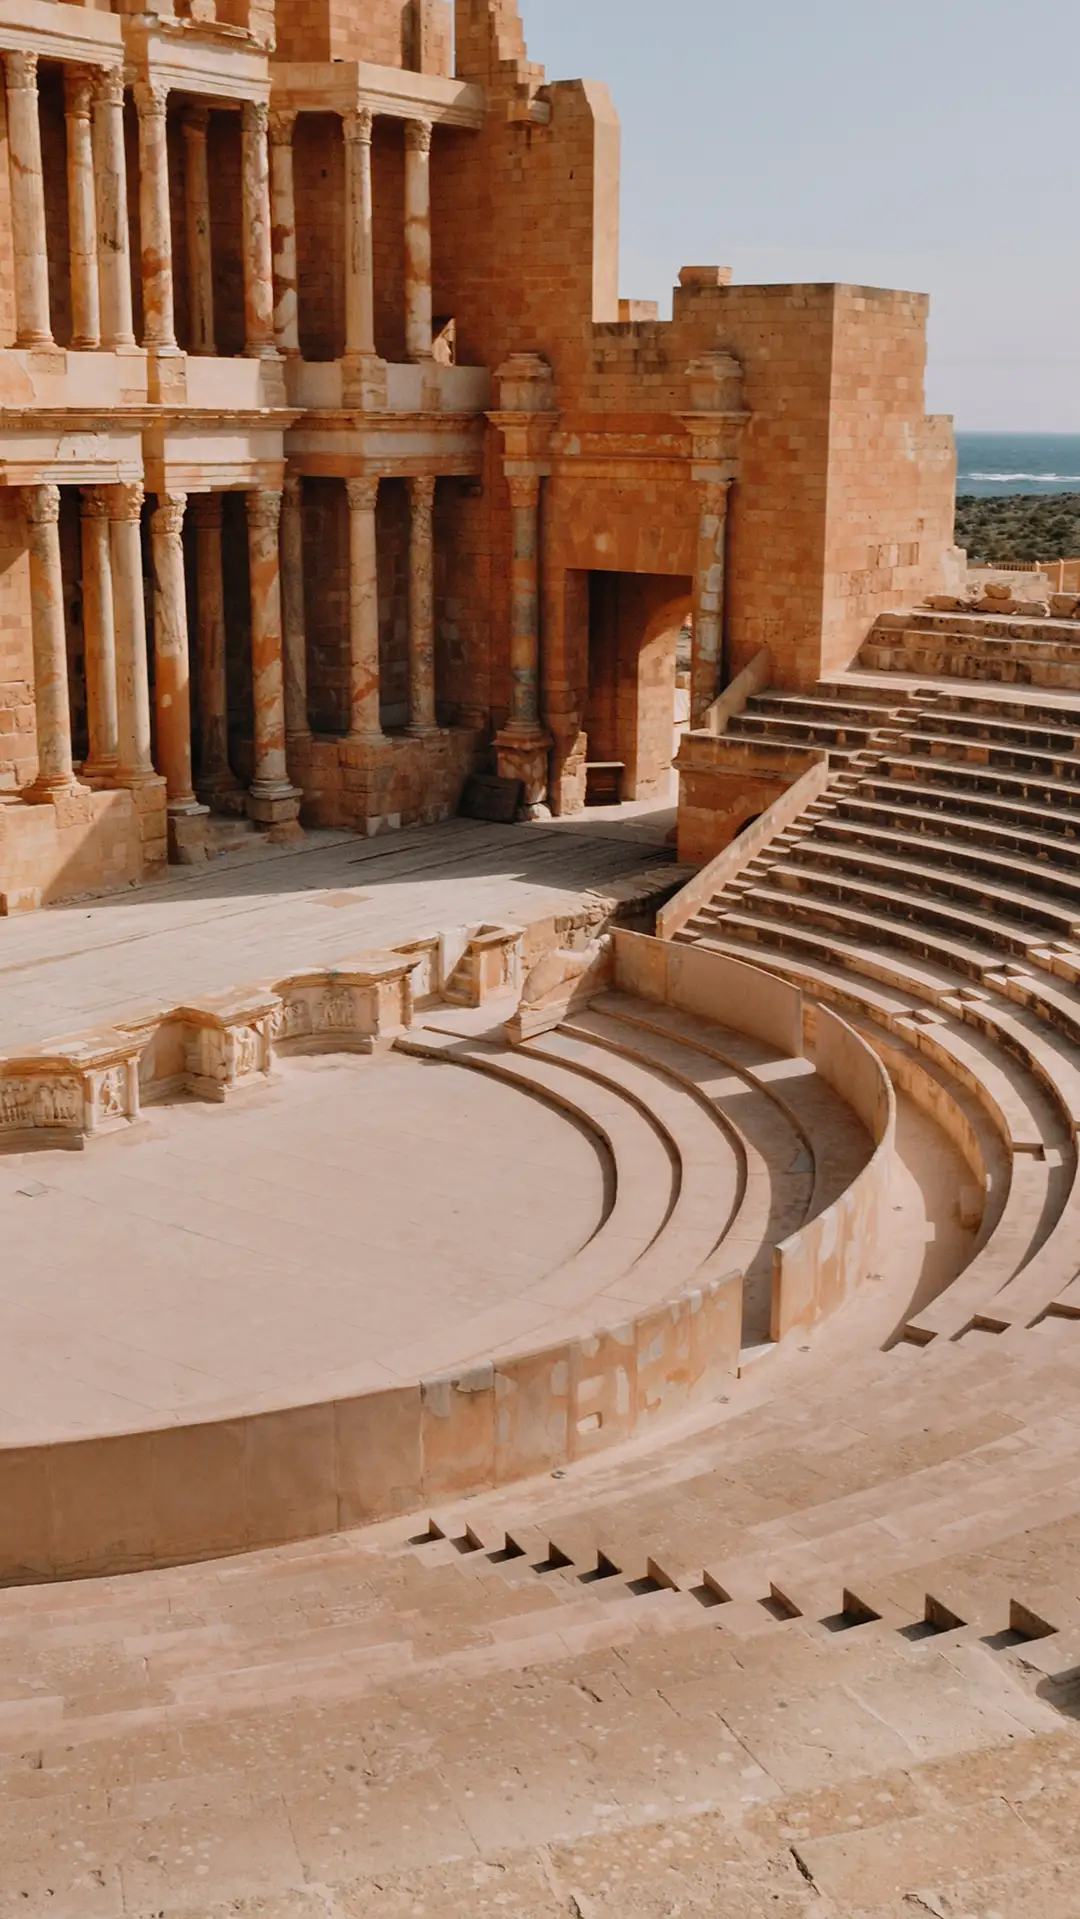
[956,492,1080,565]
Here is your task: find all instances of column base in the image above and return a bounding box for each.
[494,726,553,820]
[146,346,187,406]
[406,723,444,740]
[22,775,88,805]
[344,729,387,750]
[247,781,302,829]
[166,796,210,818]
[80,758,120,789]
[197,769,247,816]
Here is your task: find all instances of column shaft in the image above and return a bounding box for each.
[403,120,433,362]
[191,495,236,800]
[507,476,542,732]
[343,109,375,357]
[182,106,215,355]
[407,474,437,735]
[690,479,731,729]
[109,482,155,784]
[64,70,100,350]
[246,490,298,818]
[269,110,299,354]
[281,476,310,743]
[92,68,135,349]
[135,80,175,349]
[346,476,382,741]
[21,485,74,798]
[151,492,200,812]
[80,488,119,781]
[5,53,52,346]
[241,100,275,358]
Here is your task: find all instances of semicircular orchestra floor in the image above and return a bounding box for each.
[0,1051,614,1443]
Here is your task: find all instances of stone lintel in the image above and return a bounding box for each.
[271,60,485,132]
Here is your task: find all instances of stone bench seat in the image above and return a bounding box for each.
[893,726,1080,782]
[836,790,1080,868]
[767,852,1076,954]
[707,888,1007,989]
[743,691,909,727]
[878,752,1080,816]
[730,711,881,751]
[812,816,1080,913]
[860,634,1080,691]
[906,707,1080,754]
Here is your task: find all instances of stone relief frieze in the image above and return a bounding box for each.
[0,1076,82,1130]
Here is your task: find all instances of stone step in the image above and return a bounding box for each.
[789,827,1080,926]
[763,856,1072,957]
[892,726,1080,782]
[881,752,1080,814]
[835,791,1080,871]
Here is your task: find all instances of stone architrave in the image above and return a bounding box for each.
[109,482,156,786]
[134,78,176,349]
[92,68,136,349]
[64,70,100,350]
[150,492,204,816]
[4,53,52,346]
[80,488,119,783]
[407,475,438,735]
[268,108,299,354]
[346,475,382,742]
[403,120,433,362]
[241,100,276,358]
[190,494,241,806]
[246,489,301,827]
[21,485,77,799]
[182,106,215,355]
[281,476,311,749]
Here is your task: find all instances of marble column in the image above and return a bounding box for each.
[690,478,731,729]
[346,476,382,742]
[343,108,375,358]
[80,488,119,783]
[22,485,76,799]
[281,476,310,747]
[4,53,52,347]
[246,489,299,822]
[506,476,543,732]
[151,491,201,814]
[182,106,215,355]
[134,79,175,349]
[269,109,299,354]
[241,100,276,358]
[403,119,433,362]
[190,494,240,805]
[92,68,135,349]
[64,70,100,350]
[407,475,437,735]
[109,482,155,786]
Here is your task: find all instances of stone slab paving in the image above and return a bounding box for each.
[0,813,676,1054]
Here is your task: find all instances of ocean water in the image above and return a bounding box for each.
[957,432,1080,498]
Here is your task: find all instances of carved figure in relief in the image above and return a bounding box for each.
[97,1067,126,1119]
[315,988,355,1032]
[273,997,313,1040]
[0,1077,83,1129]
[229,1024,263,1079]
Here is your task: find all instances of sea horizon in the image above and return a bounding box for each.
[956,431,1080,498]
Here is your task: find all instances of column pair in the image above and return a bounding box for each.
[342,475,438,743]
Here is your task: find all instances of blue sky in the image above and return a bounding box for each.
[520,0,1080,432]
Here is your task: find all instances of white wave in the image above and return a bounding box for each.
[963,471,1080,483]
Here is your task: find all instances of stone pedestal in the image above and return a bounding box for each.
[494,728,553,821]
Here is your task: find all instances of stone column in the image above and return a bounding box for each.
[281,475,310,747]
[343,108,375,358]
[403,120,433,362]
[190,495,240,806]
[269,109,299,354]
[506,476,543,731]
[4,53,52,347]
[241,100,276,358]
[407,474,437,735]
[182,106,215,355]
[109,482,155,786]
[80,488,119,783]
[21,485,75,799]
[92,68,136,350]
[64,70,100,350]
[246,489,300,824]
[135,79,175,349]
[150,491,202,815]
[346,475,382,742]
[690,478,731,729]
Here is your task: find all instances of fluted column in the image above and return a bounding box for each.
[191,495,237,803]
[281,476,310,747]
[109,482,155,786]
[92,68,135,350]
[346,476,382,742]
[182,106,215,355]
[343,108,375,358]
[404,120,433,362]
[80,489,119,783]
[21,486,75,799]
[5,53,52,347]
[269,109,299,355]
[407,475,437,735]
[241,100,276,358]
[135,79,175,349]
[64,70,100,350]
[690,478,731,729]
[246,489,299,822]
[151,491,201,814]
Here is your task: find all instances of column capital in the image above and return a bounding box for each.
[80,486,111,520]
[63,67,95,120]
[93,66,125,110]
[269,106,298,146]
[21,483,61,526]
[182,102,211,138]
[152,491,187,537]
[242,98,269,139]
[134,78,169,122]
[507,474,541,512]
[189,493,223,532]
[109,481,146,523]
[696,474,733,514]
[346,475,380,513]
[283,473,303,505]
[343,106,374,146]
[405,118,433,156]
[409,474,436,512]
[247,488,282,532]
[5,51,39,91]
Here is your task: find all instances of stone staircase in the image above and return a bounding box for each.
[861,606,1080,689]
